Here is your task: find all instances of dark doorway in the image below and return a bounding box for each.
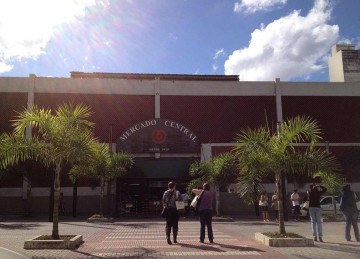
[116,157,197,215]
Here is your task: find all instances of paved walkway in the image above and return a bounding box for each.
[0,217,359,258]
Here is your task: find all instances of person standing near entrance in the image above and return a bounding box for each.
[271,190,279,222]
[162,181,182,245]
[259,191,270,222]
[305,183,327,242]
[192,183,214,244]
[339,184,360,242]
[291,189,301,221]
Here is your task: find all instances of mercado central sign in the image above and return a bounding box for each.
[116,119,200,153]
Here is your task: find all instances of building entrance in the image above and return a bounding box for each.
[115,157,197,216]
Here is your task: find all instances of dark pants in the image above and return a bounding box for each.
[274,210,279,221]
[342,211,360,241]
[199,209,213,242]
[165,208,179,234]
[293,205,301,220]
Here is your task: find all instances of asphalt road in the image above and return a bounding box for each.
[0,247,30,259]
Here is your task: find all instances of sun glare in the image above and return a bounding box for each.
[0,0,95,59]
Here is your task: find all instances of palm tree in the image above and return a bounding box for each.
[0,103,100,239]
[188,152,238,216]
[236,170,265,216]
[233,116,340,235]
[314,172,345,215]
[70,143,133,216]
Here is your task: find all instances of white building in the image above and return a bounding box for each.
[328,44,360,82]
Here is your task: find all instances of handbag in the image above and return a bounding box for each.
[302,191,309,211]
[354,192,360,211]
[302,201,309,210]
[191,191,204,212]
[161,207,167,218]
[175,201,185,211]
[190,196,198,208]
[175,191,185,212]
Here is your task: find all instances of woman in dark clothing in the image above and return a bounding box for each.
[162,181,182,245]
[192,183,214,244]
[304,183,327,242]
[339,184,360,242]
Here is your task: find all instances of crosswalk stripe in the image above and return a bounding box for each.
[105,235,231,239]
[96,251,260,257]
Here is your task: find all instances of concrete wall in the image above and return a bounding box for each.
[328,50,345,82]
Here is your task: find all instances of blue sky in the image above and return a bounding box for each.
[0,0,359,81]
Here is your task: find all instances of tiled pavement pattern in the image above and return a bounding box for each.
[0,218,359,258]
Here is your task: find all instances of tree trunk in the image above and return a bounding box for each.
[72,179,78,218]
[51,163,61,239]
[332,195,337,215]
[276,174,286,235]
[22,171,31,217]
[107,180,112,216]
[254,183,259,216]
[100,177,105,216]
[215,185,220,216]
[49,171,54,222]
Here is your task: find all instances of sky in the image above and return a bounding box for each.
[0,0,359,81]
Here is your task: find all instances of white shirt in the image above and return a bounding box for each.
[290,192,300,206]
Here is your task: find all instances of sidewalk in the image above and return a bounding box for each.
[0,217,359,258]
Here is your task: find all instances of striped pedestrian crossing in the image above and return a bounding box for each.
[93,222,261,257]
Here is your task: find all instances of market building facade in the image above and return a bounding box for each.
[1,47,360,216]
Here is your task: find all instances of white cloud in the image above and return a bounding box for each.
[234,0,287,14]
[0,62,13,73]
[168,33,178,41]
[212,64,218,72]
[213,48,225,60]
[213,48,226,72]
[0,0,96,74]
[225,0,339,81]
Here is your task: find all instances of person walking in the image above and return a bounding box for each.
[291,189,301,221]
[271,190,279,222]
[259,191,270,222]
[304,183,327,242]
[59,192,65,215]
[162,181,182,245]
[339,184,360,242]
[192,183,214,244]
[181,192,190,214]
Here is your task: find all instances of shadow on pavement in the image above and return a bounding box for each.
[178,243,224,252]
[214,242,264,252]
[61,222,117,230]
[290,254,315,259]
[178,242,264,252]
[316,242,360,254]
[70,249,103,259]
[321,241,360,247]
[112,223,155,228]
[234,221,300,227]
[0,223,40,230]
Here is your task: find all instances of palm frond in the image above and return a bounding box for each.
[0,133,47,169]
[278,116,322,147]
[284,148,341,177]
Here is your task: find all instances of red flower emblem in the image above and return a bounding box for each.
[152,129,167,144]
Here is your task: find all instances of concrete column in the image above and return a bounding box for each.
[155,77,160,119]
[26,74,35,138]
[275,78,283,124]
[201,144,212,162]
[22,74,36,216]
[154,77,160,159]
